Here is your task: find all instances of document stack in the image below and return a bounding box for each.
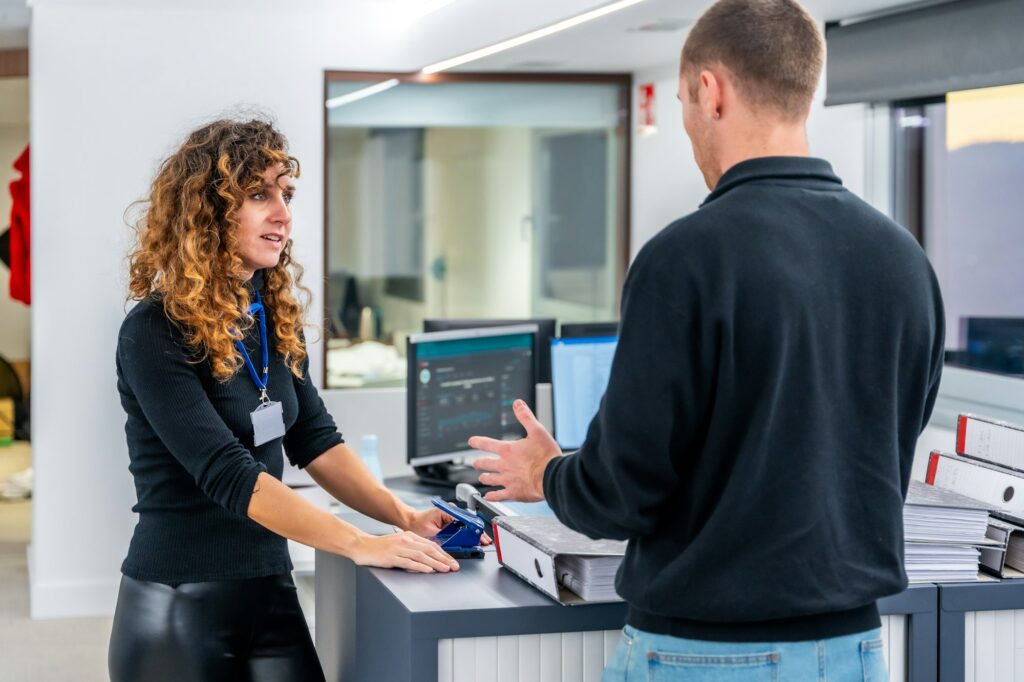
[920,413,1024,579]
[904,480,991,583]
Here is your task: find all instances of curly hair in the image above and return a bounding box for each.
[127,117,311,381]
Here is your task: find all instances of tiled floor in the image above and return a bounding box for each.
[0,442,112,682]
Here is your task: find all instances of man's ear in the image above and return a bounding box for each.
[699,69,722,120]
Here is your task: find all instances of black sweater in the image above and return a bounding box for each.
[116,271,343,583]
[544,157,944,641]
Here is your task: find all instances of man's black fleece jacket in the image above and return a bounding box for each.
[543,156,945,642]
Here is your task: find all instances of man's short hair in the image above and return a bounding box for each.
[680,0,824,121]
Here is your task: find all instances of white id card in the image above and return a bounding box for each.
[251,401,286,446]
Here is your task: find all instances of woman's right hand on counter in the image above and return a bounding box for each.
[350,531,460,574]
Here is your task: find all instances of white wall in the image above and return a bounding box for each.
[0,122,30,360]
[629,61,868,260]
[29,0,639,619]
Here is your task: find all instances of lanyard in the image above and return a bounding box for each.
[235,292,270,405]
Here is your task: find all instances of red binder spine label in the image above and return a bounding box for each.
[493,522,503,564]
[926,451,940,485]
[957,415,968,455]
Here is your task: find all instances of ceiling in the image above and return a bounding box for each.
[0,0,924,71]
[450,0,919,73]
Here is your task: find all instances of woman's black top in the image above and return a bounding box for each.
[115,270,343,584]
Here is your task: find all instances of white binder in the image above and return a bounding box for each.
[927,450,1024,520]
[957,413,1024,473]
[493,516,626,605]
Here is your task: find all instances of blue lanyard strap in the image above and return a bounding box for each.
[234,292,270,402]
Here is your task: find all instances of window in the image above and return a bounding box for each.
[892,84,1024,378]
[322,74,631,389]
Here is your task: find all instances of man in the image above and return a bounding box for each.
[469,0,945,678]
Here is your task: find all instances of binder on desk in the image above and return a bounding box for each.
[927,451,1024,521]
[981,517,1024,579]
[492,516,626,605]
[957,414,1024,473]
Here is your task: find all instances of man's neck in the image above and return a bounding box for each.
[711,122,810,187]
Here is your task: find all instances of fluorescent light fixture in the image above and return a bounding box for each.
[325,79,401,109]
[409,0,458,20]
[421,0,647,74]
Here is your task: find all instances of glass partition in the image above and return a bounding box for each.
[893,83,1024,378]
[323,74,630,388]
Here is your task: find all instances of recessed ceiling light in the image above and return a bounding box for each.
[421,0,648,75]
[325,79,401,109]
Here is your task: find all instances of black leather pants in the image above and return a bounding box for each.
[108,573,325,682]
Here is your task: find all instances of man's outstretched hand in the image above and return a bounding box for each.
[469,399,562,502]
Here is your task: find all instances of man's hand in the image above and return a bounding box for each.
[469,400,561,502]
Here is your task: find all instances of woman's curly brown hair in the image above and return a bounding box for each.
[127,118,311,381]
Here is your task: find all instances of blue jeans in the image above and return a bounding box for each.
[601,625,888,682]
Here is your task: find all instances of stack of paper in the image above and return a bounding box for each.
[556,555,622,602]
[904,480,991,542]
[904,545,981,583]
[904,480,991,583]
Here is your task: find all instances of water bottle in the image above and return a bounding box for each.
[359,434,384,482]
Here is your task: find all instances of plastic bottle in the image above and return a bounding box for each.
[359,434,384,482]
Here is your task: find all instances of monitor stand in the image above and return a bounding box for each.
[413,462,482,489]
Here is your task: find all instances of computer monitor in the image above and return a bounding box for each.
[550,335,618,451]
[422,318,556,383]
[560,321,619,338]
[407,325,538,487]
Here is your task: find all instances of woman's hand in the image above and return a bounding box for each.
[405,507,493,545]
[404,507,453,538]
[349,531,460,573]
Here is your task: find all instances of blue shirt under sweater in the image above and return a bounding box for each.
[544,157,946,642]
[116,270,343,584]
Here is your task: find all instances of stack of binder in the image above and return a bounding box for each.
[923,413,1024,579]
[492,516,627,605]
[926,414,1024,520]
[903,480,991,583]
[981,517,1024,578]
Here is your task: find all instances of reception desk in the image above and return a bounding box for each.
[315,537,933,682]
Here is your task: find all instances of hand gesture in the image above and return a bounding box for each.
[469,399,561,503]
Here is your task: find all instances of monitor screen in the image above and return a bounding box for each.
[550,335,618,450]
[560,321,619,338]
[422,318,556,383]
[407,325,538,466]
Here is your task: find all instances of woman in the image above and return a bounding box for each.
[109,118,460,681]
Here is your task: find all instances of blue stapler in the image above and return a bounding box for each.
[431,497,486,559]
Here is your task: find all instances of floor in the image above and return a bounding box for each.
[0,441,112,681]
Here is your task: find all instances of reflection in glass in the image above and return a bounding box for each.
[900,84,1024,376]
[324,78,627,388]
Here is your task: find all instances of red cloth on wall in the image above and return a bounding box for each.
[8,145,29,305]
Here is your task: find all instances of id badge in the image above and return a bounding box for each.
[251,401,286,446]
